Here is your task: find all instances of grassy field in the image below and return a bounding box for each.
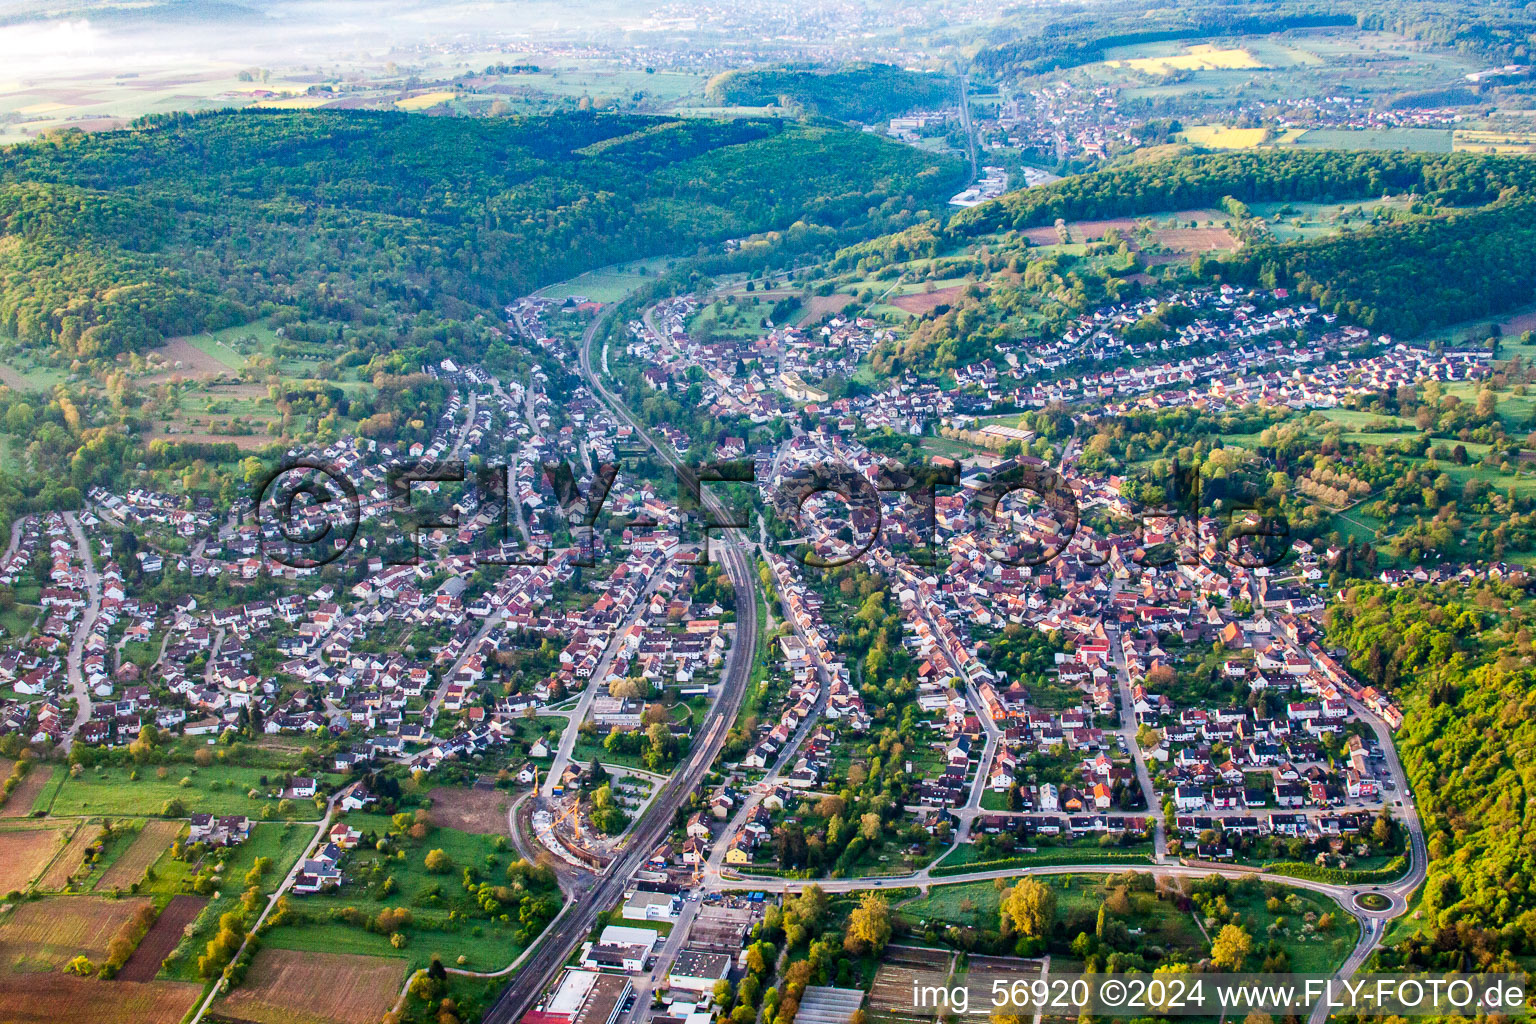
[0,601,38,641]
[1181,124,1269,149]
[901,873,1351,973]
[1294,127,1454,153]
[932,840,1153,873]
[151,820,315,982]
[533,257,672,303]
[265,811,534,972]
[1108,45,1263,75]
[46,763,338,819]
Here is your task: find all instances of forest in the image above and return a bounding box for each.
[972,7,1353,81]
[945,149,1536,240]
[704,64,956,123]
[0,108,961,365]
[972,0,1536,82]
[1327,581,1536,971]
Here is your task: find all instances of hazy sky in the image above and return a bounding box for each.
[0,0,664,83]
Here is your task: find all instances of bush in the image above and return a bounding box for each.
[1263,857,1406,885]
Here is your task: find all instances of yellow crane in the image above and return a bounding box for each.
[554,795,582,843]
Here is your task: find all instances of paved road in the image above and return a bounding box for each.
[543,569,669,797]
[1,515,27,564]
[619,898,700,1024]
[61,512,101,751]
[483,302,761,1024]
[187,784,352,1024]
[1109,629,1169,860]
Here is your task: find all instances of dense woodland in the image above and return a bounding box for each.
[704,64,957,123]
[0,109,961,365]
[1327,582,1536,970]
[973,0,1536,82]
[972,8,1354,81]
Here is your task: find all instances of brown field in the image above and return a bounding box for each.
[0,827,65,892]
[1022,209,1231,249]
[1147,225,1239,256]
[963,953,1047,1002]
[96,820,181,892]
[0,895,153,972]
[217,948,408,1024]
[890,285,964,315]
[0,765,54,817]
[143,336,237,382]
[118,895,206,983]
[0,972,201,1024]
[1498,309,1536,336]
[426,785,511,835]
[797,292,855,326]
[1021,225,1065,245]
[38,824,104,890]
[142,428,273,450]
[883,945,953,968]
[869,945,954,1019]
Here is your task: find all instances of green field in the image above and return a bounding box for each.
[265,810,537,972]
[533,257,672,303]
[1293,127,1454,153]
[902,872,1352,973]
[46,763,338,819]
[932,839,1154,873]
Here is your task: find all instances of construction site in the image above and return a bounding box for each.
[520,763,624,870]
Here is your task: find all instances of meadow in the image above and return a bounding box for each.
[900,872,1352,973]
[263,810,537,973]
[45,763,338,819]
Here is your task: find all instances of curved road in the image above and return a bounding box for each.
[483,304,760,1024]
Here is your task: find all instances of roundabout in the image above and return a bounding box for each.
[1355,890,1395,913]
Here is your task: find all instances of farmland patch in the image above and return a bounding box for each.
[216,947,408,1024]
[426,786,511,836]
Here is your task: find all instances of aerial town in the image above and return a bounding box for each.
[5,2,1535,1023]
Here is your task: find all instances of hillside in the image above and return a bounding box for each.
[0,109,963,364]
[1327,582,1536,971]
[704,64,956,123]
[817,149,1536,376]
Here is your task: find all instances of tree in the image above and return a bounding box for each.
[843,893,892,956]
[859,812,882,841]
[424,849,452,873]
[1210,923,1251,970]
[1000,878,1055,937]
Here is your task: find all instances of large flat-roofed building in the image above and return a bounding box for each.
[622,889,681,921]
[600,925,661,950]
[546,969,599,1018]
[668,950,732,992]
[583,942,650,972]
[574,973,632,1024]
[533,969,632,1024]
[684,904,752,952]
